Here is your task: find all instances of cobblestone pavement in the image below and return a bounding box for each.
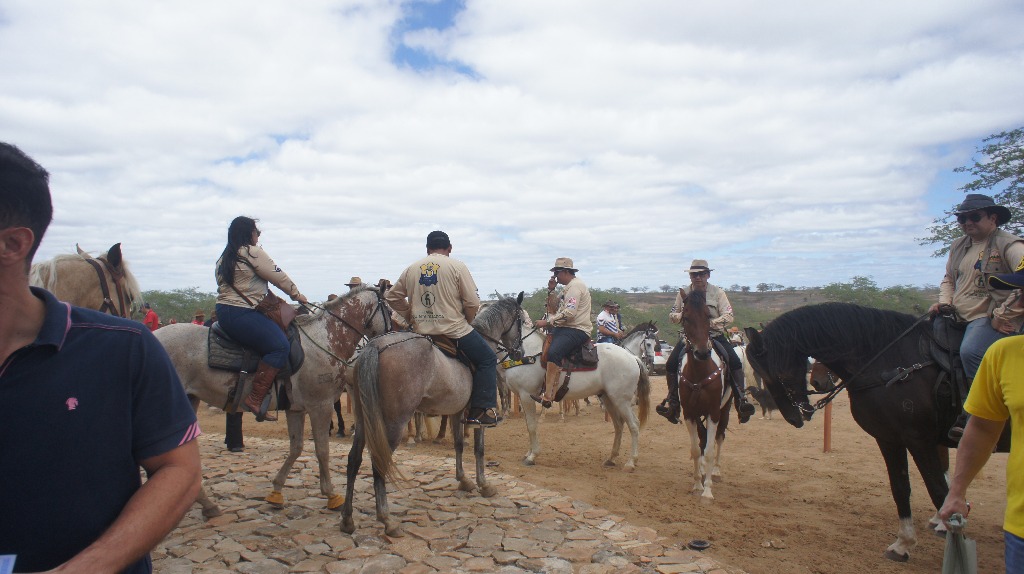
[154,434,746,573]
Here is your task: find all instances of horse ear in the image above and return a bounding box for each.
[516,291,524,304]
[743,327,761,348]
[75,243,86,256]
[107,243,123,268]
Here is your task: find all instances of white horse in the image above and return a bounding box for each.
[618,320,660,374]
[501,325,651,471]
[154,286,392,517]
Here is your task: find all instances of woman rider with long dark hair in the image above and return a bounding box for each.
[215,216,308,421]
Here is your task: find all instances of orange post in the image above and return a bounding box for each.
[823,402,833,453]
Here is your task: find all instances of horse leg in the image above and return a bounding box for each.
[186,396,223,518]
[909,444,952,536]
[519,394,542,466]
[684,419,703,493]
[340,426,365,534]
[604,408,624,469]
[434,415,448,443]
[877,441,916,562]
[309,405,343,509]
[372,464,402,537]
[475,427,497,497]
[333,399,345,437]
[450,415,476,493]
[265,411,306,508]
[712,405,729,482]
[700,418,719,502]
[621,399,641,473]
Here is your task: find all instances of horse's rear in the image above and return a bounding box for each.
[342,332,488,537]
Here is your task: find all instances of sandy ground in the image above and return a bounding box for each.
[196,375,1008,574]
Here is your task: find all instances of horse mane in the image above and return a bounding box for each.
[685,289,707,309]
[472,296,519,333]
[758,302,924,374]
[622,320,656,338]
[296,285,376,325]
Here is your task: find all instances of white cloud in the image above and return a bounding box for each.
[4,0,1024,304]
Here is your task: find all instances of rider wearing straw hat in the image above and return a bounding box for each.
[658,259,756,425]
[345,276,363,289]
[532,257,593,405]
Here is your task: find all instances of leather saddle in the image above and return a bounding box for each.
[207,321,305,378]
[426,334,475,372]
[540,335,599,372]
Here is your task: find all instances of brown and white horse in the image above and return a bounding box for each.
[29,243,142,318]
[677,289,732,501]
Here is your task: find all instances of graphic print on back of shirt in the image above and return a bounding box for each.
[419,262,440,286]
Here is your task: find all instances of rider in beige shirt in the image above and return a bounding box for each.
[532,257,593,405]
[385,231,500,427]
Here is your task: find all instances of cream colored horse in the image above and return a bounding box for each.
[30,243,142,318]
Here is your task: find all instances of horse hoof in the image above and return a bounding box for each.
[327,494,345,510]
[385,524,405,537]
[711,474,723,483]
[340,517,355,534]
[603,460,616,468]
[202,506,223,519]
[522,458,535,466]
[700,493,714,504]
[480,485,498,498]
[265,490,285,508]
[883,549,909,562]
[623,463,636,473]
[458,480,476,493]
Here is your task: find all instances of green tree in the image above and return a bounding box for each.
[820,276,931,314]
[921,127,1024,256]
[143,287,217,325]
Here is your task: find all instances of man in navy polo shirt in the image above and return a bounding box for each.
[0,142,202,573]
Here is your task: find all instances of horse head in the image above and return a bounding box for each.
[474,291,525,361]
[681,290,713,361]
[743,327,813,427]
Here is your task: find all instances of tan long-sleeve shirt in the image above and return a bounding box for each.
[216,245,303,308]
[386,253,481,338]
[548,276,593,334]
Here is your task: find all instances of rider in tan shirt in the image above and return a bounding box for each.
[386,231,500,427]
[532,257,592,404]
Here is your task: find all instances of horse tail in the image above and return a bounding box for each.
[353,344,401,483]
[635,357,651,428]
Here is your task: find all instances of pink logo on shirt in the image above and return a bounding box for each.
[66,397,79,411]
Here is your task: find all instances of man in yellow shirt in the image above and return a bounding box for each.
[940,263,1024,572]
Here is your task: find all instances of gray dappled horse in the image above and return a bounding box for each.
[155,286,391,517]
[30,243,142,318]
[340,293,525,537]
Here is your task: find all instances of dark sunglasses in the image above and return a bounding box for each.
[957,211,987,224]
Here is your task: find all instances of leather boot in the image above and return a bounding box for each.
[655,371,681,424]
[531,362,560,408]
[731,367,755,423]
[244,361,280,422]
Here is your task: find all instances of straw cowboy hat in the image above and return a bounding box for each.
[687,259,713,273]
[345,276,362,287]
[550,257,578,272]
[955,194,1012,226]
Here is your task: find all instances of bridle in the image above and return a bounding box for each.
[296,288,393,364]
[481,304,525,362]
[83,256,132,318]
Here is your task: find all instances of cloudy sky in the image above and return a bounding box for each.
[5,0,1024,300]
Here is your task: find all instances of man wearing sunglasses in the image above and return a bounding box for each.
[928,193,1024,441]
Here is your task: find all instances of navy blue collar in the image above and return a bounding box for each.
[29,286,72,350]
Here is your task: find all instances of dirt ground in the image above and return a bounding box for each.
[196,375,1008,574]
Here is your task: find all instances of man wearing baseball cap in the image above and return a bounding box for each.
[928,193,1024,441]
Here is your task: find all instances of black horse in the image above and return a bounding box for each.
[744,303,958,563]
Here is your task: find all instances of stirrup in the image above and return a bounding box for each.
[529,394,552,409]
[252,394,277,422]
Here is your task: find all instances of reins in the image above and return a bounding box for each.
[289,291,391,366]
[807,311,932,411]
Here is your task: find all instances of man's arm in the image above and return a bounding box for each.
[51,440,202,573]
[939,414,1005,524]
[384,271,412,323]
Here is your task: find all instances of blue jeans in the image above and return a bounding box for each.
[1006,530,1024,573]
[455,330,497,410]
[548,327,590,365]
[215,303,289,369]
[961,317,1009,380]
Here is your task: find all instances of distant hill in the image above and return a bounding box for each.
[518,285,939,339]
